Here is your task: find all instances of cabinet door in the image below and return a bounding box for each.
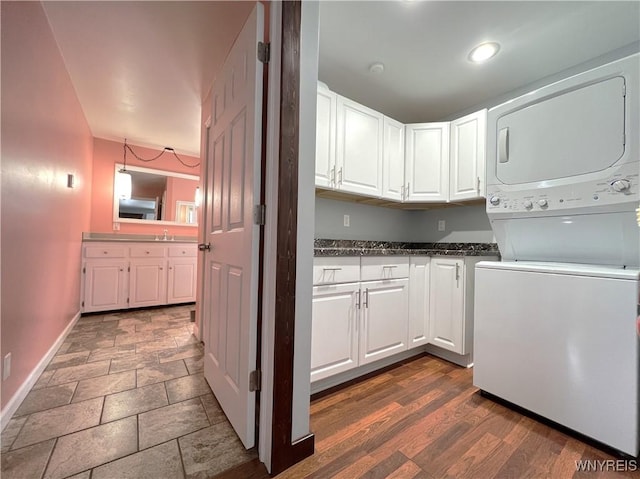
[360,278,409,365]
[408,257,430,348]
[382,116,405,201]
[450,109,486,201]
[129,259,167,308]
[405,123,450,202]
[83,261,128,312]
[429,257,465,354]
[311,283,359,382]
[167,257,197,304]
[336,96,383,197]
[315,86,337,188]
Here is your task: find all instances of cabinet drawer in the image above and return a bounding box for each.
[313,257,360,285]
[361,256,409,281]
[84,245,127,258]
[168,245,197,257]
[129,246,165,258]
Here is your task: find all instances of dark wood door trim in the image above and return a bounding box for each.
[269,0,315,475]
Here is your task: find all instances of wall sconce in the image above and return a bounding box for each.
[195,186,202,207]
[116,169,132,200]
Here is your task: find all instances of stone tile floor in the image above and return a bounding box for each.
[1,305,257,479]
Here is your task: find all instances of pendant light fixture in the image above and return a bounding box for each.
[116,140,132,200]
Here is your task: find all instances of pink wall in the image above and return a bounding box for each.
[1,2,94,410]
[165,177,198,222]
[90,138,201,236]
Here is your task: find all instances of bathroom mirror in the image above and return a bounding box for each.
[113,164,199,226]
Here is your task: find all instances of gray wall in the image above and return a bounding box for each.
[410,204,494,243]
[315,197,494,243]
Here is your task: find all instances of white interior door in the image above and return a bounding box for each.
[202,3,263,449]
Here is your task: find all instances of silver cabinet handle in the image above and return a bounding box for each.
[455,263,460,286]
[355,290,361,309]
[477,176,481,194]
[363,288,369,308]
[338,167,343,185]
[401,185,405,200]
[330,166,336,187]
[382,265,398,269]
[322,267,342,271]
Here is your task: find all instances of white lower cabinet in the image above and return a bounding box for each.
[310,282,359,382]
[311,254,495,385]
[359,278,409,365]
[311,257,410,383]
[83,260,129,313]
[429,257,465,354]
[408,256,430,348]
[129,259,167,308]
[81,241,197,313]
[167,257,198,304]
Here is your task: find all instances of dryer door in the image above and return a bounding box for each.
[495,76,625,185]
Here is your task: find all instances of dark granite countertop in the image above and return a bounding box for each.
[314,239,500,257]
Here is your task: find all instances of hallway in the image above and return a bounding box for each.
[1,305,256,478]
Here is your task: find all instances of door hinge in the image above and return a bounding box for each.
[128,266,130,273]
[249,369,261,392]
[253,204,266,225]
[82,267,86,274]
[127,298,130,303]
[258,42,270,64]
[81,301,84,307]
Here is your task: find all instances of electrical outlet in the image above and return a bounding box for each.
[344,215,350,227]
[438,220,446,232]
[113,222,120,231]
[3,353,11,381]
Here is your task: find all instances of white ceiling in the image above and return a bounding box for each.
[43,1,254,156]
[319,1,640,123]
[43,1,639,157]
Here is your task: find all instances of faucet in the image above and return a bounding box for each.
[163,229,168,241]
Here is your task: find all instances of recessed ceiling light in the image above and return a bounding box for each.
[369,62,385,74]
[468,42,500,63]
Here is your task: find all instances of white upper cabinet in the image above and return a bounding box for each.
[382,116,405,201]
[336,95,384,197]
[450,109,487,201]
[315,85,337,188]
[405,122,450,202]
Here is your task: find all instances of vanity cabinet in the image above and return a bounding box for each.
[449,109,487,201]
[83,260,129,312]
[81,241,197,313]
[167,246,198,304]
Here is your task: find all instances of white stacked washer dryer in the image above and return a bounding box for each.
[474,53,640,457]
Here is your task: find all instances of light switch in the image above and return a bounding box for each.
[438,220,446,232]
[344,215,350,227]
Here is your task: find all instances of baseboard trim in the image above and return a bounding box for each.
[0,310,81,431]
[425,344,473,368]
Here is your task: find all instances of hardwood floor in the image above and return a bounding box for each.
[269,355,638,479]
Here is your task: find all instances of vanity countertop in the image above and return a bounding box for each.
[82,232,198,243]
[314,239,500,257]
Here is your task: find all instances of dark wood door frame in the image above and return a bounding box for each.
[269,0,315,475]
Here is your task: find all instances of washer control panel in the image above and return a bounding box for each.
[486,166,639,215]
